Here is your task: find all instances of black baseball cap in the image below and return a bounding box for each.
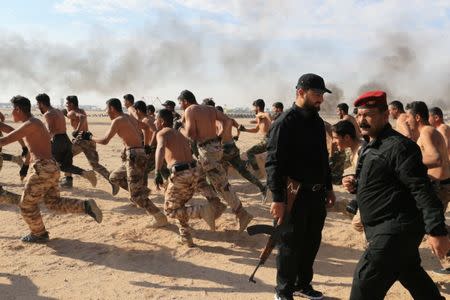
[295,73,332,94]
[162,100,176,107]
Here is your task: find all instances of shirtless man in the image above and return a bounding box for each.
[405,101,450,212]
[389,100,412,139]
[35,93,96,188]
[123,94,139,120]
[162,100,182,122]
[337,103,361,138]
[239,99,272,172]
[331,120,366,233]
[203,100,267,200]
[91,98,167,227]
[133,100,170,183]
[429,107,450,159]
[63,95,119,195]
[179,90,253,232]
[146,104,156,122]
[154,109,216,247]
[0,96,102,243]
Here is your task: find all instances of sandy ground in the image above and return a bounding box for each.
[0,114,448,300]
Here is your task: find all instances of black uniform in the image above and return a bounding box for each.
[350,124,447,300]
[266,104,331,297]
[51,133,85,175]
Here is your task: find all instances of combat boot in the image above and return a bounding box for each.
[148,211,168,228]
[200,203,216,231]
[21,231,50,243]
[82,170,97,187]
[84,199,103,223]
[178,234,195,247]
[60,176,73,188]
[236,208,253,233]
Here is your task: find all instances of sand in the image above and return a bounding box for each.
[0,114,448,300]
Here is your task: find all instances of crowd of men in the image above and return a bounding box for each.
[0,73,448,299]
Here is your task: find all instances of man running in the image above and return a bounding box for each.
[388,100,412,139]
[179,90,253,232]
[154,109,216,247]
[405,101,450,212]
[35,93,96,188]
[240,99,272,172]
[429,106,450,159]
[203,99,267,200]
[64,95,119,195]
[91,98,167,227]
[0,96,102,243]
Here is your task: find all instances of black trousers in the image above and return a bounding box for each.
[350,231,444,300]
[51,134,85,176]
[275,190,327,296]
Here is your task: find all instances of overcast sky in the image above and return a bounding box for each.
[1,0,449,109]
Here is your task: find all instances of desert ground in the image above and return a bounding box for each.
[0,112,448,300]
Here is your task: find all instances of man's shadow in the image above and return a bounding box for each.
[47,238,274,294]
[0,273,56,299]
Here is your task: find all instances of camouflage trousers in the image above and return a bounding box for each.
[330,149,347,185]
[20,159,85,235]
[0,186,21,205]
[433,182,449,212]
[246,137,267,171]
[197,139,243,213]
[164,166,205,238]
[109,148,160,214]
[222,141,265,192]
[72,138,110,181]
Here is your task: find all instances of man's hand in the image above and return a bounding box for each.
[21,146,29,157]
[270,202,286,221]
[72,130,80,138]
[80,131,92,140]
[154,171,164,190]
[428,235,450,259]
[326,190,336,208]
[238,124,247,132]
[342,175,357,193]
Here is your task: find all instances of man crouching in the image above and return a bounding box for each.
[154,109,216,247]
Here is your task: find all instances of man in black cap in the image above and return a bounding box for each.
[267,73,335,300]
[162,100,182,121]
[343,91,449,300]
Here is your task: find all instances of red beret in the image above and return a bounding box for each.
[354,90,387,108]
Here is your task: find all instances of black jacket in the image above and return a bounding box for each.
[266,104,332,203]
[356,124,447,237]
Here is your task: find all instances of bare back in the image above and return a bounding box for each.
[159,128,193,167]
[44,108,67,136]
[185,105,221,142]
[67,108,88,132]
[437,123,450,159]
[417,125,450,180]
[255,112,272,136]
[114,114,143,148]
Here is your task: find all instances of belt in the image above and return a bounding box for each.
[300,183,327,192]
[433,178,450,185]
[198,137,220,147]
[170,161,197,173]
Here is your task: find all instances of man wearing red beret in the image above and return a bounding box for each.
[343,90,449,299]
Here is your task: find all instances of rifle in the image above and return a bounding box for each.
[247,177,301,283]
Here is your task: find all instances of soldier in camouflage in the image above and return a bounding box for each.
[91,98,168,227]
[0,96,102,243]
